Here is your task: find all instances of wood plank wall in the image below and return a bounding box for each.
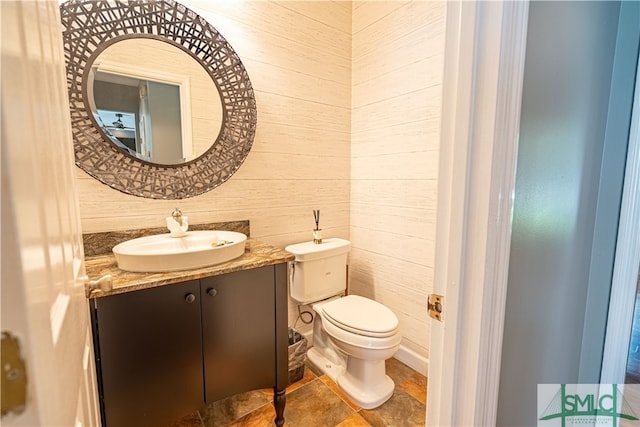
[76,1,445,362]
[350,1,445,360]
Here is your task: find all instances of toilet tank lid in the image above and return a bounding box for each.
[285,238,350,261]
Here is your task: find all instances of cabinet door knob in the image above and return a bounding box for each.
[185,293,196,303]
[207,288,217,297]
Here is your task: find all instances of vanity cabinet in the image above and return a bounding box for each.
[91,280,203,427]
[90,264,288,427]
[201,267,277,402]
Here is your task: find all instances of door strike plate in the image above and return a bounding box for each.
[428,294,444,322]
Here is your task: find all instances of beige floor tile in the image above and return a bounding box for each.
[385,358,418,385]
[336,412,372,427]
[359,388,426,427]
[227,403,282,427]
[399,372,427,405]
[284,379,356,427]
[319,374,361,411]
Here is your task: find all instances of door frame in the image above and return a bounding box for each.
[429,1,640,423]
[426,1,529,425]
[600,51,640,384]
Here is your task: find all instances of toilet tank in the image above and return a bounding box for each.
[285,238,350,304]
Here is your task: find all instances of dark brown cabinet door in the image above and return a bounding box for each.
[93,280,203,427]
[200,266,276,402]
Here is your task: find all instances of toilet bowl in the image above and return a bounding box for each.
[308,295,401,409]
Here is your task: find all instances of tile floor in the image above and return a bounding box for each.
[170,358,427,427]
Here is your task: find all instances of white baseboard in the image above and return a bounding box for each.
[394,344,429,376]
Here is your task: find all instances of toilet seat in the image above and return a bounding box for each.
[320,314,402,351]
[322,295,399,338]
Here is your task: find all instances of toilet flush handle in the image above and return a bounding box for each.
[288,261,295,285]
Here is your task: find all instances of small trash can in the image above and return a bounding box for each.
[288,328,307,384]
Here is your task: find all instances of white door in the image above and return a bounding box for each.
[1,1,99,425]
[426,1,528,425]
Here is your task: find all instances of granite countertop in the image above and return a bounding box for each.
[82,221,294,299]
[85,239,294,299]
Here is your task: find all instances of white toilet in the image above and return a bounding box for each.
[285,238,401,409]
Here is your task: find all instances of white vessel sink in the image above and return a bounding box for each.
[112,230,247,272]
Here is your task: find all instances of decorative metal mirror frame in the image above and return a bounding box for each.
[60,0,257,199]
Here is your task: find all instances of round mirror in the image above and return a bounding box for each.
[88,38,223,165]
[61,0,257,199]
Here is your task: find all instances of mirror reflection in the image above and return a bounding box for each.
[88,38,223,165]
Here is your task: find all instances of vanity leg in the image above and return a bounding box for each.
[274,388,286,426]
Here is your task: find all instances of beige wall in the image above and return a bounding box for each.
[350,1,445,359]
[76,1,444,362]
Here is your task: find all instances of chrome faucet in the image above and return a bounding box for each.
[167,208,189,237]
[171,207,183,226]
